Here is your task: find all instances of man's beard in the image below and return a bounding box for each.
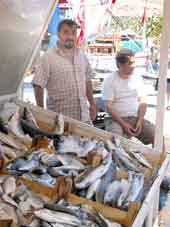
[62,40,75,49]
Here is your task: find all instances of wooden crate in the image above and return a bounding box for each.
[67,193,140,227]
[15,101,166,226]
[0,220,12,227]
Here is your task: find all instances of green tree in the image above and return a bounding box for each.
[145,16,163,38]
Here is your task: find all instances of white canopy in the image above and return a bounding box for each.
[111,0,163,16]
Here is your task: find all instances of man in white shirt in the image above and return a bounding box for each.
[102,48,155,145]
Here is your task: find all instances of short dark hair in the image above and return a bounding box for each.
[116,49,135,67]
[57,19,79,32]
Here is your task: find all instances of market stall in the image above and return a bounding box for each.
[0,0,169,227]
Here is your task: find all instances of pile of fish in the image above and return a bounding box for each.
[34,199,122,227]
[0,104,63,149]
[53,136,153,209]
[0,175,122,227]
[5,150,62,187]
[0,175,47,226]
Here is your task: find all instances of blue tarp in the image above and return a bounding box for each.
[121,40,144,53]
[48,7,61,48]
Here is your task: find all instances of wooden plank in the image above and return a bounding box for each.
[67,193,128,225]
[132,155,170,227]
[0,220,12,227]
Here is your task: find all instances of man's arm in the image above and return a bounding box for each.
[134,97,147,135]
[86,80,96,121]
[137,97,147,122]
[86,80,95,106]
[33,85,44,108]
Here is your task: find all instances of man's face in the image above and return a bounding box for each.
[58,24,77,49]
[119,56,135,75]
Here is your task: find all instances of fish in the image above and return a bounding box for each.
[44,203,79,217]
[58,135,85,156]
[75,152,112,189]
[40,153,61,167]
[0,202,18,224]
[2,194,18,207]
[104,181,122,206]
[18,198,32,215]
[20,118,61,140]
[7,106,32,144]
[129,152,152,169]
[18,160,39,172]
[1,144,17,159]
[0,131,27,151]
[125,172,144,205]
[11,184,27,199]
[96,162,117,203]
[56,154,85,169]
[28,193,44,209]
[40,221,54,227]
[34,208,81,225]
[7,158,27,171]
[96,142,108,159]
[2,176,16,195]
[117,179,131,207]
[28,219,40,227]
[50,165,85,172]
[106,140,139,172]
[86,178,101,199]
[47,167,68,177]
[23,173,55,187]
[0,117,8,134]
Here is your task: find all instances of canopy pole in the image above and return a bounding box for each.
[154,0,170,152]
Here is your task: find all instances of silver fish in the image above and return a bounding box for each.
[0,202,18,224]
[96,141,108,159]
[107,140,139,172]
[86,178,101,200]
[3,176,16,195]
[50,165,85,172]
[0,131,27,151]
[56,154,85,169]
[58,135,84,156]
[11,184,27,198]
[130,152,152,169]
[117,179,131,208]
[76,152,112,189]
[96,162,117,203]
[1,144,17,159]
[2,194,18,207]
[7,106,32,144]
[34,209,81,225]
[18,160,39,172]
[126,173,144,203]
[104,181,122,206]
[28,219,40,227]
[19,198,32,215]
[40,153,60,167]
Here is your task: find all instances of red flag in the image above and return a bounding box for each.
[140,6,146,25]
[76,0,85,46]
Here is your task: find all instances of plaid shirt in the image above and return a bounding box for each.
[32,46,93,122]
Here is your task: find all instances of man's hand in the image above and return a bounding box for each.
[89,103,97,121]
[122,121,136,137]
[134,119,143,136]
